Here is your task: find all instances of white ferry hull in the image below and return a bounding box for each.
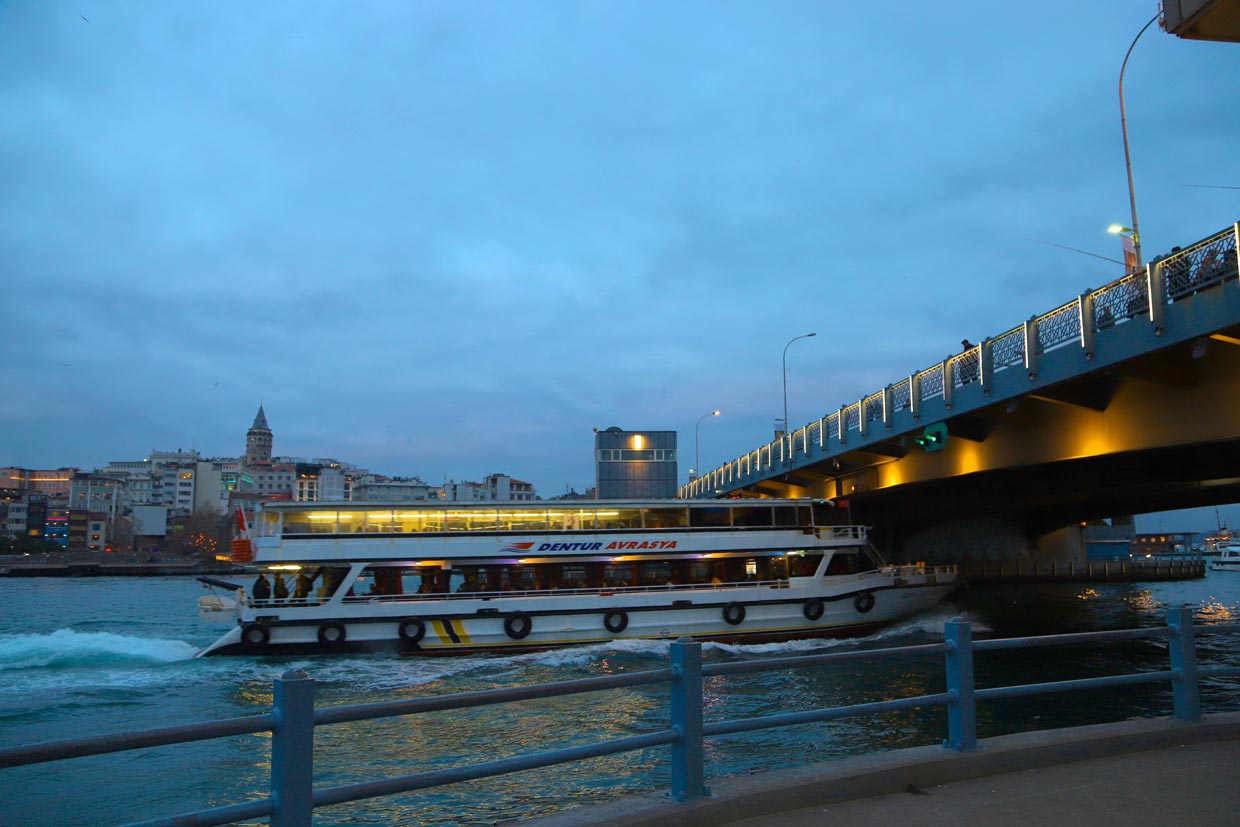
[197,575,957,657]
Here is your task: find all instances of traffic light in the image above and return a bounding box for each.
[915,422,948,452]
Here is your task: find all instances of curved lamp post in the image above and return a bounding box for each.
[694,410,720,479]
[782,333,816,440]
[1118,12,1159,271]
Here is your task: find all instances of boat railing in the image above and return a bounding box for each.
[5,607,1234,827]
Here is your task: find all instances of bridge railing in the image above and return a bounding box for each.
[0,609,1237,827]
[683,221,1239,498]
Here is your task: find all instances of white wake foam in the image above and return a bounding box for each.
[0,629,197,670]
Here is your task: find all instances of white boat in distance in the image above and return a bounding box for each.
[1211,545,1240,572]
[195,499,959,657]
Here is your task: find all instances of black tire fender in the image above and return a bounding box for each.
[398,618,426,643]
[317,620,347,644]
[854,592,876,614]
[803,598,825,621]
[241,622,269,646]
[722,602,746,626]
[504,612,532,640]
[604,609,629,634]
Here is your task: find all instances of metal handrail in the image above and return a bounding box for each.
[684,221,1239,497]
[1,608,1237,826]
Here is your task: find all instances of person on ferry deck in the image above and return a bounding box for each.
[273,573,289,600]
[294,571,314,599]
[252,573,271,601]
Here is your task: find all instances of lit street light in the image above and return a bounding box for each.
[782,333,816,442]
[693,410,721,480]
[1117,12,1159,271]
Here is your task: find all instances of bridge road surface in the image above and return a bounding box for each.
[525,714,1240,827]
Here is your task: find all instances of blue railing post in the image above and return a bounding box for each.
[944,617,977,751]
[669,637,708,802]
[1167,605,1201,722]
[271,668,316,827]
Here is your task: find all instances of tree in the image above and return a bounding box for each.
[110,516,134,554]
[165,510,232,565]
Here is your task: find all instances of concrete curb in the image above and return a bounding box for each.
[521,713,1240,827]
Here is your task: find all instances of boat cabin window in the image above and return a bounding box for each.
[732,506,773,527]
[258,511,280,537]
[689,507,731,528]
[603,563,635,587]
[642,508,688,529]
[773,505,813,528]
[687,561,723,583]
[282,512,312,534]
[337,512,365,534]
[788,552,824,577]
[595,509,643,530]
[640,561,674,585]
[769,556,789,580]
[545,563,588,589]
[275,502,833,537]
[824,551,877,575]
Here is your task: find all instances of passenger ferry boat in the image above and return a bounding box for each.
[194,499,959,657]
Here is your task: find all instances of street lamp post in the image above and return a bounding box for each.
[694,410,720,479]
[781,333,816,440]
[1118,12,1159,271]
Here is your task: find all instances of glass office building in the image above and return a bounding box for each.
[594,427,678,499]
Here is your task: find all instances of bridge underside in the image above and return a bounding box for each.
[855,438,1240,562]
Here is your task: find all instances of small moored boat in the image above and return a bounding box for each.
[1210,545,1240,572]
[194,499,959,657]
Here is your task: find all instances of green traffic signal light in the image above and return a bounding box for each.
[916,422,948,452]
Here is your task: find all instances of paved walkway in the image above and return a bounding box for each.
[725,740,1239,827]
[526,714,1240,827]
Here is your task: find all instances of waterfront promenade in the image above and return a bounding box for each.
[529,714,1240,827]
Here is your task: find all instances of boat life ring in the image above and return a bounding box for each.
[803,598,825,621]
[854,593,876,614]
[504,612,532,640]
[317,620,347,644]
[241,622,269,646]
[722,602,746,626]
[398,618,426,643]
[604,609,629,634]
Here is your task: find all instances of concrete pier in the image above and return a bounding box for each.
[525,713,1240,827]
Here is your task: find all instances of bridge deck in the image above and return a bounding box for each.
[683,221,1240,503]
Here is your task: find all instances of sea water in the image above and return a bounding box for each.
[0,573,1237,827]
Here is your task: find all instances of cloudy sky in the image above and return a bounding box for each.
[2,2,1238,516]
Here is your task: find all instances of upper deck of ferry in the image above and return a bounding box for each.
[254,498,850,539]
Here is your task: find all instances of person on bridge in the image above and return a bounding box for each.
[959,340,978,384]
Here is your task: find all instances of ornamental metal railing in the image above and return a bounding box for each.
[682,221,1240,498]
[0,608,1237,827]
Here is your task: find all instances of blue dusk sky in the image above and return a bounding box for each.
[1,3,1238,525]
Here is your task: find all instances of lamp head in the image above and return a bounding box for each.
[712,410,720,416]
[1107,224,1133,235]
